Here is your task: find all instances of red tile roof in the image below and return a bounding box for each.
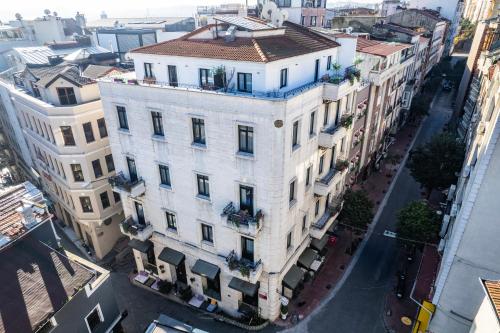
[356,38,411,57]
[131,21,339,63]
[483,280,500,320]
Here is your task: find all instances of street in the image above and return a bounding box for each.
[291,86,454,333]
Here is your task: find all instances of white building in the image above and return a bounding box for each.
[259,0,328,27]
[98,17,364,319]
[469,279,500,333]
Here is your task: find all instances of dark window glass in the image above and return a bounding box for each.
[168,65,178,87]
[60,126,75,146]
[71,164,84,182]
[241,236,254,262]
[237,73,252,92]
[135,201,145,225]
[306,166,311,186]
[314,59,320,82]
[166,212,177,230]
[92,159,103,178]
[97,118,108,138]
[57,87,76,105]
[280,68,288,88]
[192,118,206,144]
[309,111,316,135]
[100,191,110,209]
[113,191,121,203]
[286,232,292,249]
[315,200,320,216]
[238,125,254,154]
[85,307,102,331]
[319,155,324,173]
[80,196,93,213]
[151,111,164,136]
[327,55,332,70]
[117,106,129,130]
[289,180,296,203]
[199,68,213,87]
[201,224,213,243]
[197,174,210,197]
[302,215,307,230]
[105,154,115,172]
[127,157,137,182]
[311,16,317,26]
[83,122,95,143]
[31,82,40,97]
[292,121,299,147]
[159,164,171,186]
[144,62,154,78]
[323,103,330,126]
[239,185,254,215]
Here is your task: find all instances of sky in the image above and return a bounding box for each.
[0,0,381,23]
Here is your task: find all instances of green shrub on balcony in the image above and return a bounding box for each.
[335,159,349,171]
[340,114,353,128]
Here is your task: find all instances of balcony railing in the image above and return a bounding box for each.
[318,124,347,149]
[108,172,145,197]
[120,216,153,242]
[222,202,263,236]
[225,250,263,283]
[311,196,344,239]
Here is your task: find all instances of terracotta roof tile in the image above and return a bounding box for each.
[356,38,411,57]
[484,280,500,320]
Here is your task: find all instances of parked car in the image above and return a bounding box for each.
[396,269,407,299]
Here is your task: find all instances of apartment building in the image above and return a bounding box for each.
[0,62,124,260]
[463,0,498,23]
[430,40,500,332]
[259,0,328,27]
[98,17,364,319]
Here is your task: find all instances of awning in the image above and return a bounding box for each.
[128,239,153,253]
[282,265,305,290]
[298,248,317,269]
[191,259,220,280]
[158,247,185,266]
[228,277,259,296]
[310,234,329,252]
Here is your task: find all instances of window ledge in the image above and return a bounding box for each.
[289,199,297,209]
[292,144,301,152]
[236,151,255,160]
[191,142,207,150]
[196,194,211,202]
[166,227,178,234]
[152,134,166,142]
[286,246,294,256]
[118,128,131,135]
[309,133,317,140]
[159,184,172,191]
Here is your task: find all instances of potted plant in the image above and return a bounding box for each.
[340,114,353,128]
[239,265,250,277]
[335,159,349,171]
[280,302,289,320]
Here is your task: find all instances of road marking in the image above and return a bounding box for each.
[383,230,397,238]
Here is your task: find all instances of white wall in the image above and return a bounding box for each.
[409,0,459,21]
[469,295,500,333]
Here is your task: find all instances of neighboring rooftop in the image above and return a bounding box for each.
[81,64,122,80]
[356,37,411,56]
[24,64,94,88]
[0,223,96,333]
[374,23,420,36]
[130,19,339,63]
[483,279,500,321]
[13,45,111,66]
[86,17,195,30]
[0,182,50,249]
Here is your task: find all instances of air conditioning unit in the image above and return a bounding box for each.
[450,203,458,217]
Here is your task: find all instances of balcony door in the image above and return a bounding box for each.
[241,236,254,263]
[168,65,178,87]
[314,59,320,82]
[239,185,254,216]
[135,201,145,225]
[127,157,137,182]
[329,146,336,170]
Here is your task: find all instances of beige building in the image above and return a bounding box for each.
[0,64,124,260]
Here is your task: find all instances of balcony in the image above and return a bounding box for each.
[313,166,345,196]
[225,250,263,284]
[310,198,343,239]
[221,202,263,237]
[120,216,153,242]
[108,172,145,198]
[318,124,347,149]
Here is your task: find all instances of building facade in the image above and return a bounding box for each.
[259,0,328,27]
[99,18,366,319]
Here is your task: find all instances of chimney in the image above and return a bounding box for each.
[16,205,37,227]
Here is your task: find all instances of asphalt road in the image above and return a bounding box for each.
[295,87,454,333]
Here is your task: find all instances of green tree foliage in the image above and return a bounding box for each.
[397,201,441,244]
[408,133,465,193]
[339,189,374,229]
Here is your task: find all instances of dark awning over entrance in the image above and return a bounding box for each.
[282,264,305,290]
[310,234,329,252]
[128,239,153,253]
[228,277,259,296]
[158,247,185,266]
[191,259,220,280]
[298,248,317,269]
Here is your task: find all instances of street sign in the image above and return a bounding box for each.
[383,230,397,238]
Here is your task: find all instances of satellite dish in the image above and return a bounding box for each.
[271,10,284,27]
[44,9,51,16]
[281,10,289,22]
[261,2,278,20]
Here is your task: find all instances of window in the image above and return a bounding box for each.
[192,118,206,145]
[315,200,320,216]
[168,65,178,87]
[302,215,307,231]
[323,103,330,126]
[105,154,115,172]
[286,231,292,249]
[239,185,254,215]
[80,197,93,213]
[117,106,129,130]
[314,59,320,82]
[31,82,40,98]
[306,166,312,187]
[309,111,316,135]
[113,191,121,203]
[319,154,324,174]
[277,0,291,6]
[92,159,103,178]
[292,120,299,148]
[327,55,332,70]
[71,164,84,182]
[197,174,210,198]
[241,236,254,262]
[166,211,177,230]
[199,68,213,87]
[60,126,75,146]
[83,122,95,143]
[135,202,145,225]
[310,16,317,26]
[280,68,288,88]
[301,16,305,25]
[57,87,76,105]
[289,179,296,203]
[159,164,171,186]
[97,118,108,138]
[126,157,137,182]
[201,224,213,243]
[237,73,252,92]
[238,125,254,154]
[151,111,164,136]
[85,305,103,332]
[100,191,110,209]
[144,62,154,78]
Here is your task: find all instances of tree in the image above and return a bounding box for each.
[339,189,374,230]
[397,201,440,244]
[408,133,464,194]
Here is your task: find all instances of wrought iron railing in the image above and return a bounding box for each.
[222,202,263,228]
[226,250,262,278]
[108,171,143,191]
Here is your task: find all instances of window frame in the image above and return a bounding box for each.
[144,62,154,78]
[238,125,254,154]
[196,174,210,198]
[241,236,254,262]
[70,163,84,182]
[116,106,129,130]
[159,164,171,187]
[105,154,115,172]
[201,223,214,243]
[289,179,296,204]
[237,72,252,93]
[60,126,76,146]
[192,118,206,145]
[151,111,164,136]
[83,122,95,143]
[292,120,299,148]
[309,111,316,136]
[56,87,77,105]
[92,159,103,178]
[97,118,108,138]
[100,191,110,209]
[166,211,177,231]
[280,68,288,88]
[80,196,93,213]
[84,304,104,333]
[327,55,332,70]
